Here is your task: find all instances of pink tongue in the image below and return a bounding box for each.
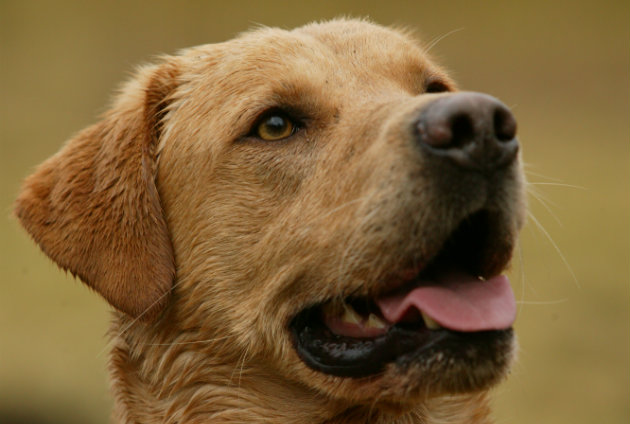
[376,273,516,332]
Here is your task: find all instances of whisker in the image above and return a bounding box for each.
[527,211,580,288]
[527,187,563,227]
[528,182,587,190]
[96,277,188,358]
[516,299,568,305]
[424,28,465,53]
[523,168,564,182]
[230,344,251,390]
[527,184,560,208]
[145,335,232,347]
[311,195,370,224]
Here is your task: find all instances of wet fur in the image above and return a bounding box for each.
[15,19,525,423]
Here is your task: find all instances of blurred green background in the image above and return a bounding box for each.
[1,1,628,423]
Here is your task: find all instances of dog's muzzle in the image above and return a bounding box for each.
[289,93,520,390]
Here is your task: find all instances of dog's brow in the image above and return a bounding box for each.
[243,79,335,124]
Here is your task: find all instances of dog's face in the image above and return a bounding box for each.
[16,19,525,412]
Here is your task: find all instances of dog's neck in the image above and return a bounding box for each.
[108,314,493,424]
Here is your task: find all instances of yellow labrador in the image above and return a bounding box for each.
[15,19,525,423]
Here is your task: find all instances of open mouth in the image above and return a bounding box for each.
[289,210,516,379]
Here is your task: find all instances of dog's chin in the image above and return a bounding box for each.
[289,209,517,398]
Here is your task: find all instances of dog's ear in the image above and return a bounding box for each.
[14,60,180,321]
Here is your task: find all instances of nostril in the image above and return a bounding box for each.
[493,107,517,142]
[450,114,475,149]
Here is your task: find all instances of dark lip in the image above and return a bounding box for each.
[289,208,515,379]
[290,306,512,378]
[291,308,431,377]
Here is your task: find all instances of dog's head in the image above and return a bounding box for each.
[15,19,525,410]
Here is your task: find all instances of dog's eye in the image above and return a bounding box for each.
[425,79,451,94]
[255,112,297,141]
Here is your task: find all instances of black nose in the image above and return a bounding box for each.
[415,92,519,171]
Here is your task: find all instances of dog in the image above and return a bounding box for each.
[15,19,525,423]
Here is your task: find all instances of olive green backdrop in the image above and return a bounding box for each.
[1,1,628,423]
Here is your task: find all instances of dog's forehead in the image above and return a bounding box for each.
[183,20,447,94]
[294,19,424,61]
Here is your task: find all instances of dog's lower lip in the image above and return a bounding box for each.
[290,304,513,379]
[290,268,516,378]
[291,307,430,377]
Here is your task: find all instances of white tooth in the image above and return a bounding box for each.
[366,313,387,329]
[341,303,362,325]
[421,311,442,330]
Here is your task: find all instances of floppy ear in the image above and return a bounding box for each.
[14,60,180,321]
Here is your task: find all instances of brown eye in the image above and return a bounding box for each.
[425,79,451,94]
[256,112,296,141]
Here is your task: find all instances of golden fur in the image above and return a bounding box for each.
[15,19,525,423]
